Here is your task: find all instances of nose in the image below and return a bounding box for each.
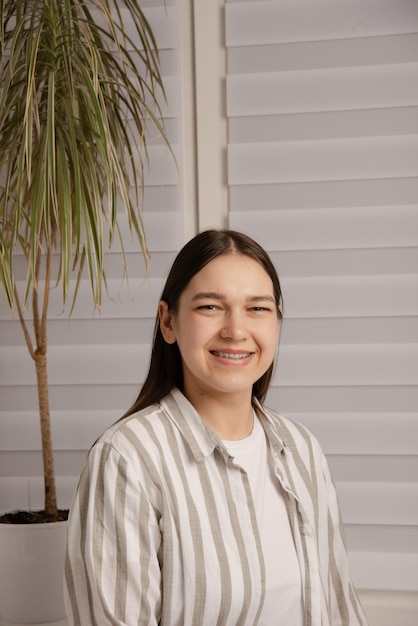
[219,312,246,341]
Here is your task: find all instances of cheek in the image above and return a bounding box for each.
[176,318,214,358]
[174,318,200,350]
[261,321,280,352]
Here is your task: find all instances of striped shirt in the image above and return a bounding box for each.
[64,388,368,626]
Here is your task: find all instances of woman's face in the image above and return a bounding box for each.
[159,254,281,407]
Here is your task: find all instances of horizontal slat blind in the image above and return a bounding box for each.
[0,0,184,513]
[226,0,418,592]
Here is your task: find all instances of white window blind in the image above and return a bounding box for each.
[226,0,418,592]
[0,0,184,512]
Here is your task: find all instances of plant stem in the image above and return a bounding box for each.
[34,238,59,520]
[34,348,58,520]
[15,233,59,520]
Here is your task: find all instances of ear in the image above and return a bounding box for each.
[159,300,177,344]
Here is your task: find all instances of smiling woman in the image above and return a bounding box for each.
[158,254,281,439]
[127,228,284,414]
[64,229,368,626]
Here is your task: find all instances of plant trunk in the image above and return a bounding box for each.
[24,234,60,521]
[34,348,59,520]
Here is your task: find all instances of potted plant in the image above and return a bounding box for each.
[0,0,169,622]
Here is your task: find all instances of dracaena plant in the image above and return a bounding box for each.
[0,0,168,521]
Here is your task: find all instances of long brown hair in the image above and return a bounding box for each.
[123,229,283,417]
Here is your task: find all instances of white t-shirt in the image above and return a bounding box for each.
[223,416,304,626]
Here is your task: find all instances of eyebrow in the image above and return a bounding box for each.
[191,292,276,304]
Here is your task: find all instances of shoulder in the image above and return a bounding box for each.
[259,405,336,496]
[90,401,171,461]
[81,401,180,499]
[259,403,326,459]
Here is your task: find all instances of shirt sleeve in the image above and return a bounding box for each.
[318,443,369,626]
[64,441,162,625]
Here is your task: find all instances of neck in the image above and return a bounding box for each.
[184,388,255,440]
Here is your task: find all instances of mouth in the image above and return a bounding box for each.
[210,350,254,361]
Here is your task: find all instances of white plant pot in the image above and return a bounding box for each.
[0,518,68,624]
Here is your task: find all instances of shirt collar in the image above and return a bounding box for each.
[256,404,287,457]
[161,389,220,461]
[160,388,286,462]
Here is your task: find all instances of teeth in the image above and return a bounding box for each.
[212,351,251,360]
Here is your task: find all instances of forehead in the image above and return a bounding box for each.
[185,254,274,294]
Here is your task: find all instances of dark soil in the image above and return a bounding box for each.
[0,509,69,524]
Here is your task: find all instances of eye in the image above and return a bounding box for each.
[250,306,271,312]
[197,304,218,311]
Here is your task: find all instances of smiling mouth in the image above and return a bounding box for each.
[210,350,254,360]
